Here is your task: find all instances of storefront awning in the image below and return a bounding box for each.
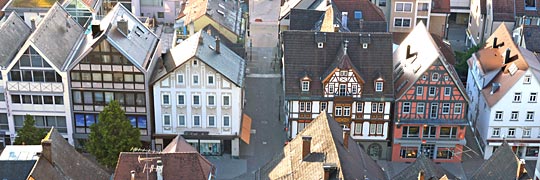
[240,114,252,144]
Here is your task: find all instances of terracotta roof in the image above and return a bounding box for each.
[521,25,540,53]
[27,128,111,180]
[431,0,451,13]
[114,135,215,180]
[181,0,242,36]
[431,34,456,65]
[393,155,456,180]
[492,0,515,21]
[0,12,31,67]
[259,113,387,179]
[282,30,394,100]
[471,24,539,107]
[471,141,527,179]
[393,23,467,102]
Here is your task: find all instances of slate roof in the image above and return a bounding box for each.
[470,24,540,107]
[26,2,84,70]
[289,9,325,30]
[393,23,467,102]
[471,141,527,179]
[492,0,515,21]
[259,113,387,179]
[114,135,215,180]
[0,12,31,67]
[0,161,36,180]
[431,0,451,13]
[521,25,540,53]
[282,30,394,100]
[393,155,456,180]
[27,128,111,180]
[153,31,245,87]
[181,0,242,36]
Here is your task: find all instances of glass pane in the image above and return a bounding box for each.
[73,91,82,104]
[22,95,32,104]
[92,73,102,81]
[114,73,123,82]
[11,95,21,103]
[94,92,104,104]
[85,114,95,126]
[46,116,56,126]
[35,116,45,126]
[75,114,85,126]
[20,56,31,66]
[135,74,144,82]
[82,73,92,81]
[0,114,7,124]
[54,96,63,104]
[31,57,43,67]
[83,92,93,104]
[71,72,81,81]
[103,73,113,81]
[32,95,42,104]
[105,92,114,103]
[125,93,135,105]
[128,116,137,127]
[57,117,66,127]
[10,71,21,81]
[45,71,56,82]
[136,93,145,106]
[115,92,125,104]
[22,71,32,81]
[33,71,45,82]
[138,116,147,128]
[14,116,24,126]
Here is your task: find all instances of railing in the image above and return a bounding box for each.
[7,82,63,92]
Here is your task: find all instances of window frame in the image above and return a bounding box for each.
[395,2,413,12]
[192,74,199,85]
[428,86,436,96]
[526,111,534,121]
[495,111,503,121]
[207,95,215,106]
[177,74,184,85]
[432,73,439,81]
[335,106,343,116]
[530,92,537,102]
[208,115,216,127]
[402,102,411,114]
[492,128,500,137]
[177,94,185,105]
[442,103,450,114]
[514,92,522,102]
[444,87,452,96]
[178,114,186,126]
[193,94,200,105]
[375,81,384,92]
[508,128,516,137]
[162,93,170,105]
[207,74,215,85]
[163,114,171,126]
[417,102,425,114]
[416,86,423,96]
[454,103,462,114]
[193,115,201,127]
[222,95,230,106]
[223,115,231,127]
[301,81,310,91]
[510,111,519,121]
[394,17,412,27]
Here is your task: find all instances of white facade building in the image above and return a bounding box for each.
[140,0,181,24]
[467,24,540,160]
[153,31,245,157]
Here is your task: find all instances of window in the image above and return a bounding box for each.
[454,103,462,114]
[430,103,438,119]
[163,115,171,126]
[344,107,351,116]
[379,0,386,6]
[526,0,536,9]
[193,115,201,126]
[423,126,436,138]
[177,94,185,105]
[208,116,216,127]
[351,84,358,94]
[530,92,537,102]
[394,18,411,27]
[357,102,363,112]
[402,126,419,137]
[339,84,347,96]
[375,82,383,92]
[492,128,500,137]
[444,87,452,96]
[495,111,503,120]
[422,75,427,80]
[428,87,436,96]
[335,106,343,116]
[300,102,312,112]
[514,92,522,102]
[372,103,378,112]
[417,103,425,114]
[223,116,230,127]
[436,148,454,159]
[193,75,199,85]
[524,75,532,84]
[157,12,164,18]
[223,95,230,106]
[177,74,184,84]
[321,102,327,112]
[178,115,186,126]
[442,103,450,114]
[378,103,384,113]
[354,122,363,134]
[400,147,418,158]
[193,95,200,105]
[162,94,170,105]
[418,2,428,11]
[395,2,412,12]
[526,147,539,157]
[402,102,411,113]
[0,114,7,130]
[523,128,531,137]
[508,128,516,137]
[328,84,334,94]
[301,81,310,91]
[208,75,214,85]
[432,73,439,81]
[208,95,215,106]
[527,111,534,121]
[440,127,457,138]
[511,111,518,121]
[193,60,198,66]
[416,86,423,95]
[369,123,384,136]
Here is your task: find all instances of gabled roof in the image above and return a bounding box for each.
[473,24,538,107]
[153,31,245,87]
[114,135,215,180]
[393,23,467,101]
[259,113,387,180]
[333,0,386,32]
[283,30,393,100]
[280,0,325,20]
[0,12,31,67]
[393,155,456,180]
[521,25,540,53]
[492,0,515,21]
[322,40,363,83]
[289,9,325,30]
[471,141,524,179]
[0,161,36,180]
[27,2,84,70]
[27,128,111,180]
[181,0,242,36]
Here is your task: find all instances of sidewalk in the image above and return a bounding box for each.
[205,154,247,180]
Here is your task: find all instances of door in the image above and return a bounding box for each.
[420,144,435,159]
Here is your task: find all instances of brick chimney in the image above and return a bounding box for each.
[323,163,337,180]
[215,36,221,54]
[41,139,52,163]
[302,136,312,159]
[343,127,350,149]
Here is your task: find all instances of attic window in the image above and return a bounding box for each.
[354,11,363,20]
[193,60,198,66]
[362,43,368,49]
[375,78,384,92]
[318,42,324,48]
[301,81,310,91]
[509,63,518,75]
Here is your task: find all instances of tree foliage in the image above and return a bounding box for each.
[454,44,483,79]
[86,100,141,168]
[15,114,47,145]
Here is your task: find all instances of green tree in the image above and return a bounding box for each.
[15,114,47,145]
[86,100,141,168]
[454,44,483,78]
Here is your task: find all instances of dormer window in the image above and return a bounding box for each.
[317,42,324,48]
[431,73,439,81]
[340,70,348,76]
[375,77,384,92]
[301,81,310,91]
[524,75,532,84]
[526,0,536,10]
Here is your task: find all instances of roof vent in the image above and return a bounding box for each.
[318,42,324,48]
[491,83,500,94]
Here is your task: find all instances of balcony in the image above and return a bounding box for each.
[7,82,63,92]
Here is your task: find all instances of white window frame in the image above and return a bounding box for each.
[402,102,411,113]
[527,111,534,121]
[354,123,362,134]
[495,111,503,120]
[193,115,201,126]
[375,82,383,92]
[192,74,199,85]
[207,74,215,85]
[378,103,384,113]
[394,17,412,28]
[208,95,215,106]
[444,87,451,96]
[321,102,328,112]
[524,128,531,137]
[177,94,185,105]
[222,95,230,106]
[162,93,170,105]
[301,81,310,91]
[530,92,537,102]
[177,74,184,85]
[351,84,358,94]
[430,103,438,119]
[357,102,363,113]
[492,128,500,137]
[372,103,378,112]
[442,103,450,114]
[335,106,343,116]
[163,114,171,126]
[208,115,216,127]
[417,102,425,114]
[192,59,198,66]
[193,95,200,105]
[178,114,186,126]
[223,115,231,127]
[524,75,532,84]
[428,87,436,96]
[344,106,351,116]
[432,73,439,81]
[416,86,423,95]
[454,103,462,114]
[514,92,522,102]
[395,2,413,12]
[511,111,519,121]
[508,128,516,137]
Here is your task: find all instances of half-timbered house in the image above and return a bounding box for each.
[392,23,469,163]
[282,28,394,160]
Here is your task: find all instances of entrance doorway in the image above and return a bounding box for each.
[420,144,435,159]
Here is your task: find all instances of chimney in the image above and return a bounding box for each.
[302,136,312,159]
[505,48,511,64]
[333,24,340,32]
[341,12,348,29]
[41,139,52,163]
[323,163,337,180]
[418,170,425,180]
[343,127,350,149]
[117,19,129,36]
[156,160,164,180]
[492,37,498,48]
[130,170,136,180]
[30,18,36,30]
[215,36,221,54]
